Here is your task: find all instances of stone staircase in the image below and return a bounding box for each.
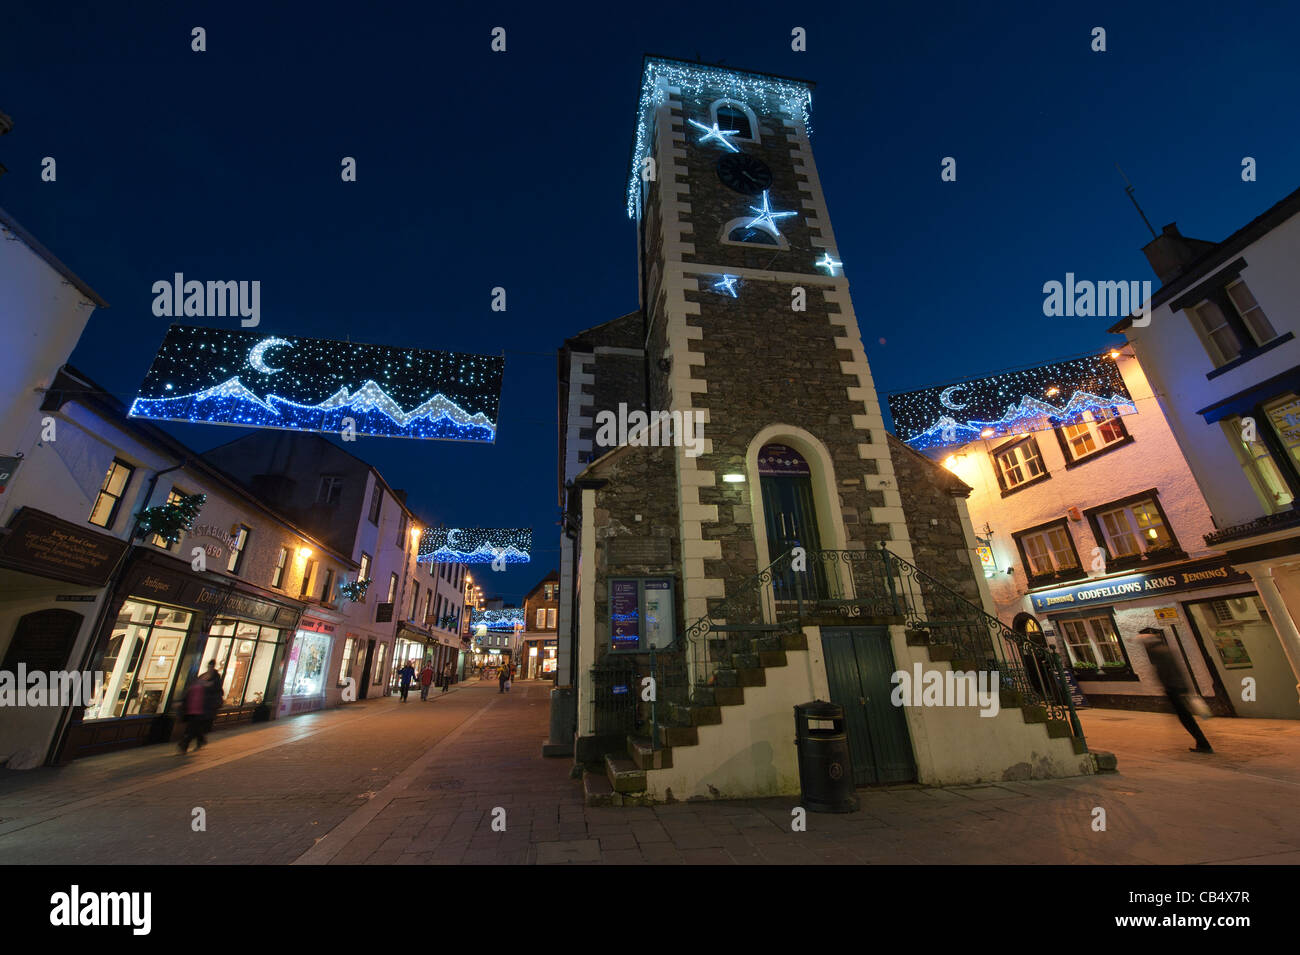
[581,624,1114,805]
[902,628,1089,756]
[583,629,809,806]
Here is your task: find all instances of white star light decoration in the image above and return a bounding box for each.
[687,118,740,152]
[816,252,843,276]
[747,190,797,237]
[713,274,740,298]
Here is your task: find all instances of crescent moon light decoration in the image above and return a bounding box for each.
[939,385,968,411]
[248,338,293,374]
[446,528,461,550]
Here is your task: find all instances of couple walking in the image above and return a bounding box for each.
[398,660,453,701]
[498,662,515,693]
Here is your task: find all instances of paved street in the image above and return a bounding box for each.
[1,681,1297,865]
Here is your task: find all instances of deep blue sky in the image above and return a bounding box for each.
[3,0,1298,601]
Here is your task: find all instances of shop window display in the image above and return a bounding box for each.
[204,619,284,706]
[283,630,331,697]
[84,601,193,721]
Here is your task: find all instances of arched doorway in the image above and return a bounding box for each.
[759,443,827,600]
[1012,612,1051,699]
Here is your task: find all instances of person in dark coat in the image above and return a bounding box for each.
[498,663,509,693]
[441,662,453,693]
[179,660,224,753]
[1139,628,1213,753]
[399,660,416,702]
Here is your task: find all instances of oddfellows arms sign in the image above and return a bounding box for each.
[1029,557,1251,613]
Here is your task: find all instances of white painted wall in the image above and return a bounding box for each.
[1125,210,1300,528]
[0,214,101,460]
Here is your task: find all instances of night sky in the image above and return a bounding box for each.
[4,0,1298,602]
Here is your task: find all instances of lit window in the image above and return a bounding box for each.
[387,573,398,605]
[1017,525,1079,578]
[272,547,289,588]
[227,525,250,574]
[1093,496,1174,560]
[994,439,1046,489]
[1060,615,1125,671]
[536,607,546,629]
[321,567,334,602]
[1060,409,1127,463]
[547,608,557,629]
[300,559,317,597]
[338,638,356,686]
[1221,415,1294,513]
[89,459,134,529]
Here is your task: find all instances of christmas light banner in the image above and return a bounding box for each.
[472,608,527,633]
[418,527,531,564]
[888,354,1136,452]
[128,325,503,442]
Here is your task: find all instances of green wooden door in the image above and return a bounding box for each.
[822,627,916,785]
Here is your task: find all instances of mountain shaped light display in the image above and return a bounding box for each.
[888,354,1136,453]
[128,326,503,442]
[418,527,531,564]
[472,608,527,633]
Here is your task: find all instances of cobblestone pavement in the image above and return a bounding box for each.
[1,682,1297,864]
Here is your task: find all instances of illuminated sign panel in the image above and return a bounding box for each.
[471,608,526,632]
[128,325,503,442]
[888,355,1136,452]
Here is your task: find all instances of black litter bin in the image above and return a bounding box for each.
[794,700,859,813]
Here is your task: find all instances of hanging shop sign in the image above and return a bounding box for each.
[1028,557,1251,612]
[0,507,128,586]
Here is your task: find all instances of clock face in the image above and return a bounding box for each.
[716,154,773,195]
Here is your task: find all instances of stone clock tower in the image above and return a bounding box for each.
[630,56,918,626]
[557,57,1095,802]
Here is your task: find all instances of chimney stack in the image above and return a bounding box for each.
[1142,222,1217,285]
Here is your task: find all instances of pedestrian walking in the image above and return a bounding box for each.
[498,663,509,693]
[399,660,416,702]
[1139,628,1213,753]
[419,661,435,701]
[178,660,224,753]
[441,662,453,693]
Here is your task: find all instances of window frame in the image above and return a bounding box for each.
[88,458,135,529]
[1051,407,1133,468]
[720,217,789,250]
[299,558,317,598]
[317,475,344,505]
[320,567,334,603]
[227,524,251,574]
[150,489,190,551]
[1170,262,1287,376]
[1083,488,1184,571]
[708,98,759,144]
[1013,518,1086,587]
[1051,608,1137,680]
[367,485,383,525]
[990,435,1050,496]
[272,546,289,588]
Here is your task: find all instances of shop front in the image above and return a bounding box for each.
[280,616,336,716]
[0,507,130,767]
[1022,555,1283,716]
[522,638,558,680]
[389,624,433,692]
[60,551,302,761]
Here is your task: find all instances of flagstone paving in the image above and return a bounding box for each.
[0,680,1297,864]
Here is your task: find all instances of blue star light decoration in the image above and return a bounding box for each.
[816,252,843,276]
[687,118,740,152]
[713,274,740,298]
[746,191,797,237]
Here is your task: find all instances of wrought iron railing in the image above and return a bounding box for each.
[673,542,1085,746]
[877,542,1085,743]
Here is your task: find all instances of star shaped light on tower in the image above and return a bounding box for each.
[746,191,797,237]
[713,274,739,297]
[816,252,843,276]
[687,118,740,152]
